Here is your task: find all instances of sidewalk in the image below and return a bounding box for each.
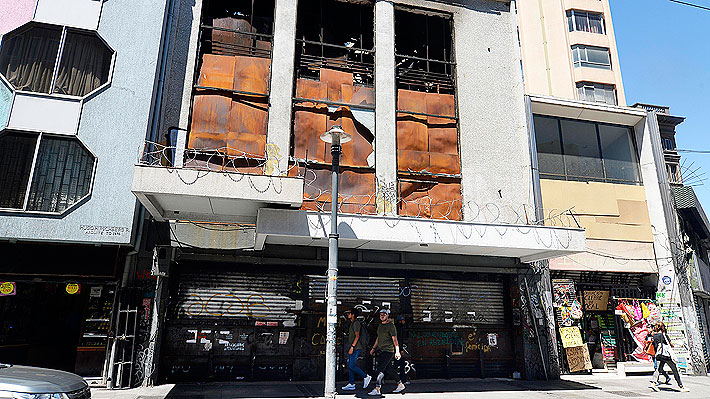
[92,374,710,399]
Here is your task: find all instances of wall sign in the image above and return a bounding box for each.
[662,276,672,285]
[559,326,583,348]
[0,282,16,296]
[66,283,81,295]
[583,290,609,311]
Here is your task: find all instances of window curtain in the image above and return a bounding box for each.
[574,13,589,33]
[54,31,112,96]
[0,26,61,93]
[26,137,94,213]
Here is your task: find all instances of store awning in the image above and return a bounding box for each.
[255,209,586,263]
[672,186,710,239]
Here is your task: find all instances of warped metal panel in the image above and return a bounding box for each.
[234,56,270,94]
[198,54,236,90]
[294,167,376,214]
[399,181,462,220]
[174,271,301,321]
[410,279,505,325]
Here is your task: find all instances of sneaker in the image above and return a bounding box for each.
[363,374,372,388]
[662,379,672,385]
[341,383,356,391]
[368,387,381,396]
[680,386,690,392]
[649,383,659,392]
[393,383,406,393]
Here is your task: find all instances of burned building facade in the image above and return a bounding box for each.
[126,0,590,385]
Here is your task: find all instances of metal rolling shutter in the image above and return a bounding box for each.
[174,271,301,321]
[410,279,505,325]
[308,275,403,311]
[696,297,710,371]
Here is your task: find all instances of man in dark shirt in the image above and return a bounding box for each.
[341,308,372,391]
[650,323,689,392]
[368,308,404,395]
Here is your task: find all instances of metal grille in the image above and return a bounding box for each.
[0,131,36,209]
[26,136,94,212]
[696,297,710,371]
[410,279,505,325]
[175,271,301,320]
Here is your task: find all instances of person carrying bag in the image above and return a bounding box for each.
[650,323,689,392]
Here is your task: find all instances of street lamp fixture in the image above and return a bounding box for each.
[321,125,351,399]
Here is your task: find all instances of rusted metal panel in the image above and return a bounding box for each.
[398,180,462,220]
[234,55,270,94]
[428,126,457,155]
[397,117,428,152]
[397,150,429,172]
[429,182,462,220]
[189,94,231,149]
[293,76,373,167]
[397,89,427,113]
[198,54,236,90]
[211,17,253,56]
[228,98,268,156]
[291,166,376,214]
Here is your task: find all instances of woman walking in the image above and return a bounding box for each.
[650,322,689,392]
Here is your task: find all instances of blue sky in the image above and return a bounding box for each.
[609,0,710,211]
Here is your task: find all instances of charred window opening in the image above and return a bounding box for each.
[395,9,454,94]
[290,0,376,215]
[295,0,374,84]
[394,8,461,220]
[186,0,275,170]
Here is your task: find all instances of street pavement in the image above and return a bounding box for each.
[91,374,710,399]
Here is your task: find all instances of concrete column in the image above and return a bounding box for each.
[265,0,298,175]
[374,0,397,215]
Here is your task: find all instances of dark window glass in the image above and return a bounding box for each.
[533,115,564,176]
[53,31,113,96]
[26,136,95,212]
[598,124,639,182]
[0,25,62,93]
[0,132,37,209]
[560,119,603,179]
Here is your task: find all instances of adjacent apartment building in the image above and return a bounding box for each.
[0,0,169,384]
[518,1,707,374]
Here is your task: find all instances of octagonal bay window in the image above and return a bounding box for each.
[0,130,96,214]
[0,22,114,97]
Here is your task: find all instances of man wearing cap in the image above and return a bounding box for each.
[341,308,372,391]
[368,308,405,395]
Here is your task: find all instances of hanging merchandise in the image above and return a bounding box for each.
[641,302,650,319]
[570,299,583,320]
[647,302,661,323]
[560,306,573,326]
[633,300,643,321]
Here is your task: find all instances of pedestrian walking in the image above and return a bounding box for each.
[644,323,670,385]
[650,322,689,392]
[394,314,409,385]
[341,308,372,391]
[368,308,405,396]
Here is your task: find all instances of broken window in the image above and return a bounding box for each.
[394,8,461,220]
[291,0,376,214]
[186,0,274,171]
[0,23,113,97]
[0,131,95,213]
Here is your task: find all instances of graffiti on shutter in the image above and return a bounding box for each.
[410,279,505,325]
[176,272,302,321]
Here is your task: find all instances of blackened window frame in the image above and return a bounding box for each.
[292,0,376,106]
[533,115,643,185]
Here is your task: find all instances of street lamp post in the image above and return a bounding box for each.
[320,125,352,399]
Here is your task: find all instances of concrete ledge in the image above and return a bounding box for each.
[255,209,586,262]
[131,165,303,222]
[616,362,655,377]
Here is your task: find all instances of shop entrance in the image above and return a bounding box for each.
[0,281,116,376]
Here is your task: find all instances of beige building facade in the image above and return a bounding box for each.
[518,0,626,106]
